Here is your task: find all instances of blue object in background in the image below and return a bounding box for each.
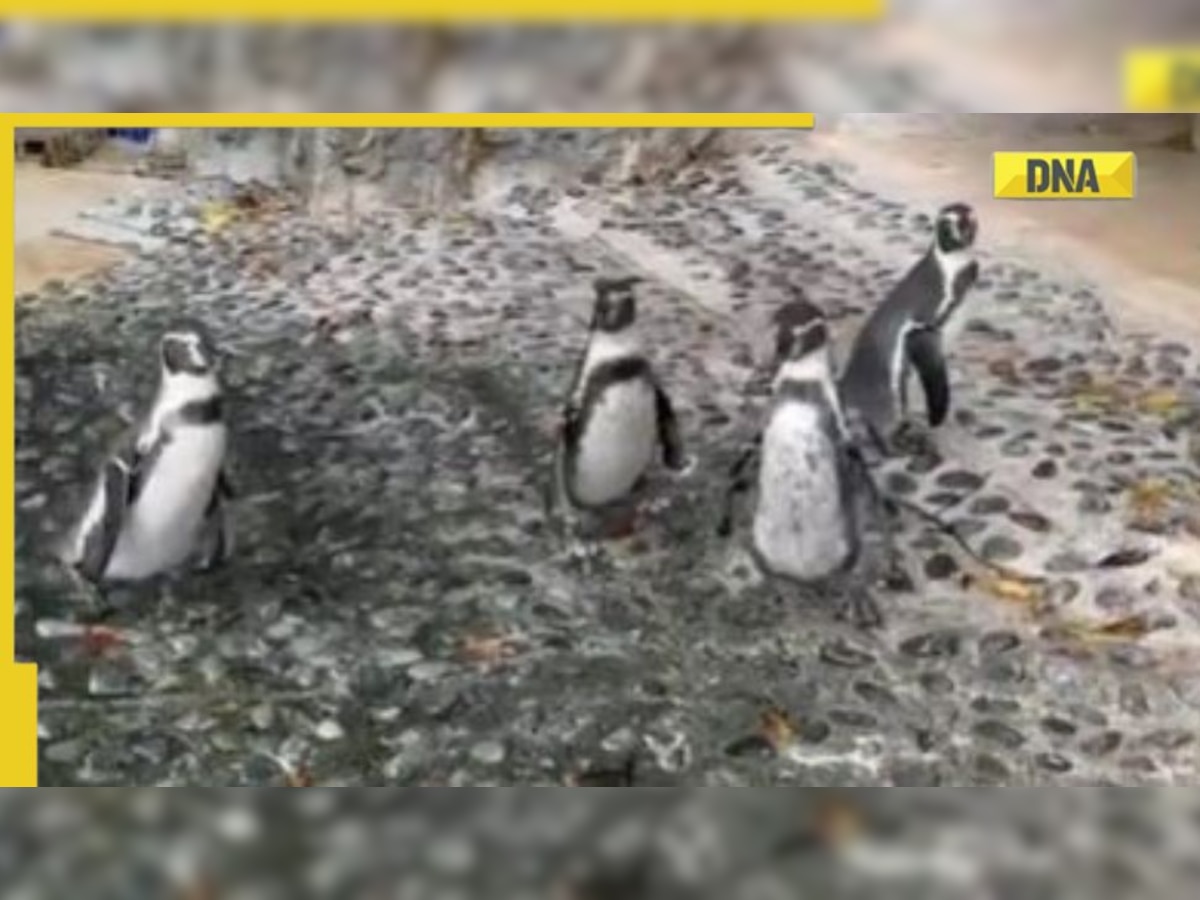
[107,128,156,144]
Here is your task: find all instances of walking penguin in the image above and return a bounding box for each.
[719,296,899,629]
[551,276,692,551]
[61,322,235,593]
[839,202,980,452]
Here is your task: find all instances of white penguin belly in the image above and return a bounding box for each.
[106,425,227,580]
[753,404,851,582]
[572,381,658,507]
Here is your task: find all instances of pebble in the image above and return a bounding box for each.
[1080,730,1124,758]
[972,719,1028,749]
[970,495,1011,515]
[818,638,876,669]
[978,631,1021,656]
[899,629,961,659]
[936,470,985,492]
[470,740,507,766]
[1034,752,1073,774]
[923,553,959,580]
[981,535,1024,563]
[314,719,345,742]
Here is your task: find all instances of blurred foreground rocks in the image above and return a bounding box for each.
[4,790,1200,899]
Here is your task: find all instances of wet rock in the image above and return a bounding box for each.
[827,709,878,730]
[818,638,876,669]
[978,631,1021,656]
[936,470,985,492]
[972,719,1028,750]
[1040,716,1079,737]
[1034,752,1073,774]
[981,535,1024,563]
[923,552,959,581]
[918,671,956,695]
[899,630,961,659]
[1009,511,1052,533]
[1080,730,1124,758]
[969,495,1011,516]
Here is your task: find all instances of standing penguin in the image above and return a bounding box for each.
[719,298,893,629]
[61,322,234,589]
[552,276,691,543]
[839,202,980,451]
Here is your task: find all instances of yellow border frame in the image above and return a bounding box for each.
[0,1,883,21]
[1,112,814,787]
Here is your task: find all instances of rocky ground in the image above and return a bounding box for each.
[15,130,1200,788]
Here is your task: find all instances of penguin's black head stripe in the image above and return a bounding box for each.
[935,202,978,253]
[772,298,828,360]
[161,328,216,376]
[591,276,640,333]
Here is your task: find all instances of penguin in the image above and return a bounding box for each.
[719,297,894,629]
[839,202,980,451]
[61,322,234,588]
[552,275,691,541]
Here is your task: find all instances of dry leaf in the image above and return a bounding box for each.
[1138,389,1183,415]
[270,755,315,787]
[813,797,863,848]
[1056,615,1152,645]
[1091,615,1153,640]
[180,876,216,900]
[758,707,797,753]
[1069,377,1129,413]
[965,570,1043,605]
[1128,479,1174,526]
[201,203,237,233]
[987,359,1022,386]
[285,762,315,787]
[459,632,522,666]
[79,625,124,658]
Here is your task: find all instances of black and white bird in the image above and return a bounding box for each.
[552,276,691,546]
[61,322,234,589]
[719,297,897,629]
[839,202,981,452]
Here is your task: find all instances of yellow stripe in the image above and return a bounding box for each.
[0,0,883,21]
[0,121,38,787]
[10,113,815,129]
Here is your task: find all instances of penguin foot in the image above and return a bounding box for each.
[568,539,606,573]
[603,509,641,540]
[834,587,885,631]
[891,422,938,459]
[670,454,698,479]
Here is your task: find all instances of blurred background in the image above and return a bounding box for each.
[0,0,1197,113]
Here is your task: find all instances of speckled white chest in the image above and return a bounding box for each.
[105,420,227,581]
[570,332,658,507]
[753,398,850,582]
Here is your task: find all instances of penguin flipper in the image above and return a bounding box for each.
[717,433,761,537]
[75,458,131,582]
[196,489,233,571]
[652,383,687,471]
[216,467,236,500]
[904,326,951,428]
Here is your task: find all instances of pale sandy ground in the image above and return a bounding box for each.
[807,115,1200,344]
[13,151,170,295]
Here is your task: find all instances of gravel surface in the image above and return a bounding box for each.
[16,133,1200,788]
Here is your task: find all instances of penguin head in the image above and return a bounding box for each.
[935,203,978,254]
[772,296,830,365]
[160,322,218,378]
[590,276,642,334]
